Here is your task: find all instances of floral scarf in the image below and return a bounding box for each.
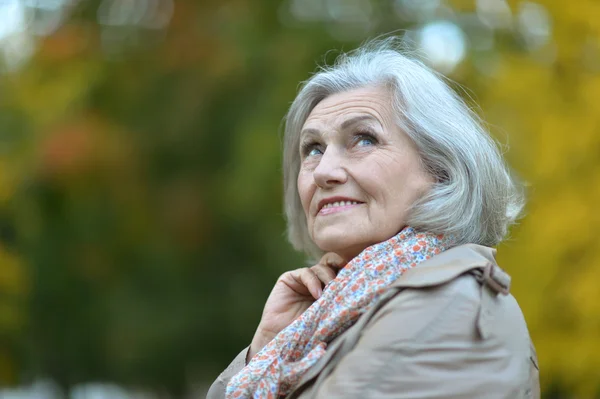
[226,227,456,398]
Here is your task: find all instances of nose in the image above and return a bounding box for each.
[313,147,348,188]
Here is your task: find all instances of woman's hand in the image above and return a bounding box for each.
[247,253,346,362]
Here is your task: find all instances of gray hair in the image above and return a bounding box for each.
[283,37,524,260]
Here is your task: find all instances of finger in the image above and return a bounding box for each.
[311,264,336,286]
[279,269,310,296]
[292,268,322,299]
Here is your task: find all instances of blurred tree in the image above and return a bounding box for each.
[0,0,598,397]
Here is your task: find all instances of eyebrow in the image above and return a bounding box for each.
[300,115,381,139]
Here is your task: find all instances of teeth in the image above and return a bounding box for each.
[322,201,361,209]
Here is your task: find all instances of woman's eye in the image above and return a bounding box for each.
[308,147,323,156]
[301,142,323,158]
[355,133,377,147]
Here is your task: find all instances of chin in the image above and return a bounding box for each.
[314,234,367,260]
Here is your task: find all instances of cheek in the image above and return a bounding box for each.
[297,171,313,215]
[386,172,432,216]
[364,161,430,210]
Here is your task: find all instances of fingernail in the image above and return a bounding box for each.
[317,288,323,298]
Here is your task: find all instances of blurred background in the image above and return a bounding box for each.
[0,0,598,397]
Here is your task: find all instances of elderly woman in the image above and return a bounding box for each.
[207,38,539,399]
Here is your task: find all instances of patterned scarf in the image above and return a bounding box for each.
[226,227,456,398]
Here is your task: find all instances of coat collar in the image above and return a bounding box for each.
[389,243,499,289]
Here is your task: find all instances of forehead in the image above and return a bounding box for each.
[303,86,394,128]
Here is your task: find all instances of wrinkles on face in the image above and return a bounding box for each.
[301,95,390,143]
[296,85,432,261]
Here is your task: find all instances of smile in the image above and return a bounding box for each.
[319,201,363,215]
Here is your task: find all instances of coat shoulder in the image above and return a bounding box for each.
[351,250,539,398]
[378,243,531,345]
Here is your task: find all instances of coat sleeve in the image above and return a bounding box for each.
[206,347,248,399]
[301,275,533,399]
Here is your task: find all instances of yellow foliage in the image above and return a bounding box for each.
[0,161,15,203]
[8,59,102,129]
[0,246,28,297]
[0,349,16,385]
[481,2,600,393]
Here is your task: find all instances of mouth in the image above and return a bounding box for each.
[317,198,364,215]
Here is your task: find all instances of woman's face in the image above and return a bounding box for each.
[297,85,433,261]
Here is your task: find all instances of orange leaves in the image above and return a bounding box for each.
[37,24,95,63]
[40,120,96,178]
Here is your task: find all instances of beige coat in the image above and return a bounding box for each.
[207,244,540,398]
